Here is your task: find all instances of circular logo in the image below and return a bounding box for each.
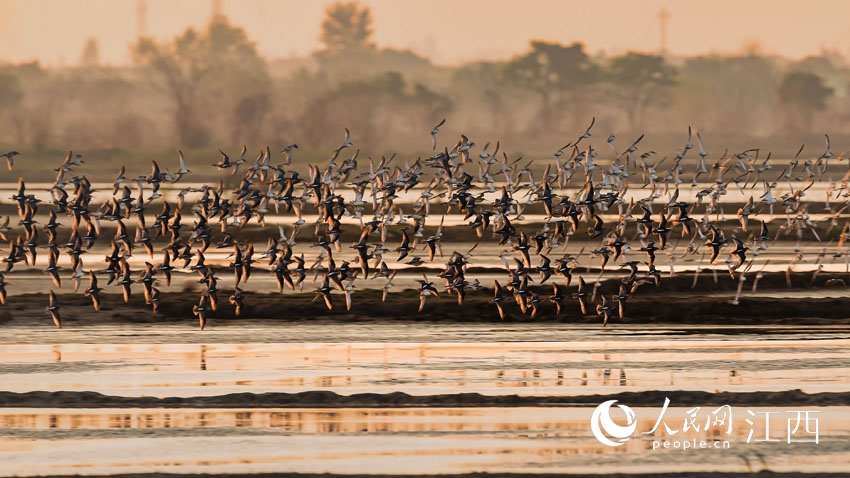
[591,399,637,446]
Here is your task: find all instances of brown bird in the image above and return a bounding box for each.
[417,275,439,312]
[0,272,7,305]
[83,271,103,311]
[229,287,244,316]
[597,295,615,326]
[117,260,133,303]
[45,249,61,287]
[46,290,61,328]
[548,283,566,315]
[490,280,507,319]
[193,294,210,330]
[573,277,589,315]
[314,276,334,310]
[148,287,161,313]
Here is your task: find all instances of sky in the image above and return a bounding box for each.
[1,0,850,67]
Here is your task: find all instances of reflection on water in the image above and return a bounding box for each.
[5,322,850,345]
[0,407,581,433]
[1,340,848,397]
[0,407,848,475]
[2,324,848,474]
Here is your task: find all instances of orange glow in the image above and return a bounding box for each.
[1,0,849,67]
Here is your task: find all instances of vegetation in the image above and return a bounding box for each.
[0,1,847,159]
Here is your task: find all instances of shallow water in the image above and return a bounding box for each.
[1,406,848,475]
[1,324,849,398]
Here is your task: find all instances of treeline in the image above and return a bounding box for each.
[0,2,847,158]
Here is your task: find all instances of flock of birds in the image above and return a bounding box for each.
[0,118,848,329]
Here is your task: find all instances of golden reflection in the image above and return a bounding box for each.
[1,342,849,396]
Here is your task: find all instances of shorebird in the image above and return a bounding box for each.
[730,238,749,270]
[174,150,191,181]
[490,280,507,319]
[314,276,334,310]
[597,295,615,326]
[548,283,566,314]
[193,294,210,330]
[417,275,440,312]
[0,123,845,329]
[229,287,244,316]
[46,290,61,328]
[430,118,446,151]
[1,151,20,171]
[573,277,589,315]
[0,272,7,305]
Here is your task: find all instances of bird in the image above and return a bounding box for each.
[430,118,446,151]
[573,277,589,315]
[490,280,507,319]
[395,230,412,261]
[148,287,162,313]
[174,150,191,181]
[548,283,566,315]
[1,151,20,171]
[193,294,210,330]
[334,127,353,153]
[229,287,244,316]
[0,123,847,330]
[46,290,61,328]
[282,144,298,165]
[314,276,334,310]
[597,295,615,326]
[730,238,749,270]
[417,275,439,312]
[82,270,104,311]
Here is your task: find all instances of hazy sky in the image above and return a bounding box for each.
[2,0,850,67]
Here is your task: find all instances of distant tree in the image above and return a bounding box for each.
[302,71,451,149]
[0,73,23,145]
[605,52,677,131]
[320,2,374,52]
[133,15,270,147]
[314,3,433,85]
[0,73,23,110]
[677,54,780,135]
[779,71,833,131]
[503,41,598,130]
[452,61,513,133]
[79,37,100,67]
[0,62,54,148]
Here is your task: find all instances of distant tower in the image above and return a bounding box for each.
[136,0,148,39]
[212,0,223,18]
[658,8,670,55]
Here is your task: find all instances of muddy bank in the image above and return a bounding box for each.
[1,389,848,409]
[17,473,850,478]
[1,270,850,326]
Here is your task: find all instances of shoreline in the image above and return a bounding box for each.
[2,271,850,326]
[1,389,848,408]
[15,474,850,478]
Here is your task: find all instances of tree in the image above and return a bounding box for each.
[320,2,374,52]
[79,37,100,67]
[0,73,23,111]
[677,54,780,135]
[315,2,433,85]
[779,71,833,131]
[0,62,54,148]
[301,71,451,150]
[606,52,677,131]
[452,61,514,134]
[503,41,598,130]
[132,15,270,147]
